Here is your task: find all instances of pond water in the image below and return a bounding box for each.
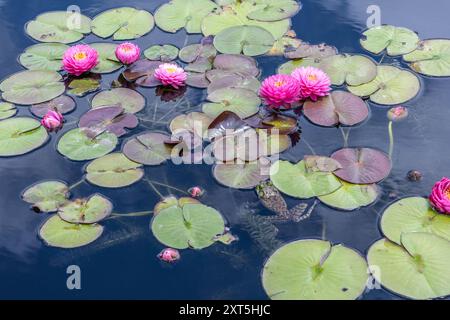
[0,0,449,300]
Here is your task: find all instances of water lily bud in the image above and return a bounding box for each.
[41,110,63,132]
[188,186,204,198]
[158,248,180,263]
[115,42,141,65]
[387,106,408,122]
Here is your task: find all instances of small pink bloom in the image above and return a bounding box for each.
[188,186,204,198]
[387,106,408,122]
[429,177,450,214]
[154,63,187,89]
[41,110,63,132]
[158,248,180,263]
[63,44,99,76]
[259,74,301,109]
[291,66,331,101]
[115,42,141,65]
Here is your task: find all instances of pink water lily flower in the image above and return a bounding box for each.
[62,44,99,76]
[158,248,180,263]
[291,66,331,101]
[154,63,187,89]
[429,177,450,214]
[115,42,141,65]
[41,110,63,132]
[259,74,301,109]
[387,106,409,122]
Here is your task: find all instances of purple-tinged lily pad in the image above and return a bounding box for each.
[212,54,260,77]
[170,112,213,139]
[179,43,217,63]
[123,132,173,165]
[207,111,249,140]
[247,113,298,135]
[213,158,270,189]
[91,88,145,114]
[31,95,75,118]
[331,148,391,184]
[185,57,213,73]
[185,71,210,88]
[207,74,260,94]
[303,91,369,127]
[284,42,338,60]
[122,59,161,87]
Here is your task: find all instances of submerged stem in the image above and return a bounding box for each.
[340,127,350,148]
[110,211,153,218]
[302,138,317,155]
[69,178,85,190]
[147,180,189,195]
[144,179,165,199]
[388,121,394,159]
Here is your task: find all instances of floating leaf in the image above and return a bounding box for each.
[19,43,68,71]
[123,132,173,165]
[367,233,450,299]
[92,7,154,40]
[244,113,298,134]
[213,159,270,189]
[403,39,450,77]
[151,203,226,249]
[31,96,75,118]
[0,102,17,120]
[185,71,210,88]
[169,112,212,139]
[303,91,369,127]
[67,76,101,97]
[185,57,213,73]
[303,155,342,172]
[213,25,275,56]
[267,33,302,56]
[179,43,217,63]
[270,160,342,199]
[39,215,103,248]
[153,196,200,215]
[319,54,377,86]
[208,74,260,94]
[57,128,117,161]
[207,111,248,140]
[380,197,450,244]
[90,43,123,74]
[122,59,161,87]
[203,88,260,118]
[144,45,179,61]
[22,180,69,213]
[284,42,338,60]
[278,58,321,74]
[318,180,378,211]
[347,65,420,105]
[211,54,260,77]
[247,0,301,22]
[25,11,91,44]
[58,194,112,224]
[0,117,48,156]
[361,25,419,56]
[331,148,391,184]
[0,70,65,105]
[91,88,145,113]
[263,240,368,300]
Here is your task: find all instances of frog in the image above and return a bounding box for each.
[256,181,313,222]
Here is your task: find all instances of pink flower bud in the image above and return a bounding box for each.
[63,44,99,76]
[387,106,408,122]
[41,110,63,132]
[115,42,141,65]
[188,186,204,198]
[429,177,450,214]
[154,63,187,89]
[158,248,180,263]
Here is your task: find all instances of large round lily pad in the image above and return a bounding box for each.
[151,203,226,249]
[144,45,179,61]
[203,88,260,119]
[213,25,275,56]
[320,54,377,86]
[0,102,17,120]
[207,74,260,94]
[0,117,48,157]
[39,215,103,249]
[57,128,118,161]
[25,11,92,44]
[381,197,450,244]
[403,39,450,77]
[92,7,154,40]
[85,152,144,188]
[123,132,173,165]
[169,112,212,139]
[91,88,145,114]
[155,0,217,33]
[19,43,68,71]
[90,43,122,74]
[303,91,369,127]
[278,58,321,74]
[361,25,419,56]
[153,196,201,215]
[213,159,270,189]
[270,160,342,199]
[31,95,76,118]
[0,70,65,105]
[58,194,112,224]
[247,0,301,22]
[347,66,420,106]
[211,54,259,77]
[263,240,368,300]
[367,233,450,300]
[122,60,161,87]
[331,148,391,184]
[318,180,378,211]
[22,180,70,213]
[179,43,217,63]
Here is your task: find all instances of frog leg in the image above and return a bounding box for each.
[291,200,318,222]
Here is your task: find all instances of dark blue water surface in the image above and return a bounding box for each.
[1,0,450,300]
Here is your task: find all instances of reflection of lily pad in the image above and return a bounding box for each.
[213,159,270,189]
[380,197,450,244]
[263,240,368,300]
[0,117,48,157]
[403,39,450,77]
[318,180,378,211]
[57,128,118,161]
[122,60,161,87]
[19,43,68,71]
[22,180,69,213]
[91,88,145,114]
[144,45,179,61]
[39,215,103,249]
[247,0,301,22]
[90,43,123,74]
[123,132,173,165]
[367,233,450,300]
[361,25,419,56]
[347,66,420,106]
[270,160,342,199]
[85,152,144,188]
[320,54,377,86]
[59,194,112,224]
[92,7,154,40]
[0,102,17,120]
[203,88,260,118]
[31,95,75,118]
[151,203,225,249]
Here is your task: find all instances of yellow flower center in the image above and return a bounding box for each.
[445,188,450,200]
[165,67,177,73]
[73,52,87,61]
[307,74,317,81]
[121,45,133,52]
[274,80,284,87]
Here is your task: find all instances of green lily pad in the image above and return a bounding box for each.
[284,42,338,60]
[151,203,226,249]
[144,45,179,61]
[247,0,301,22]
[270,160,342,199]
[154,196,201,215]
[367,233,450,299]
[89,43,123,74]
[25,11,92,44]
[262,240,368,300]
[403,39,450,77]
[0,117,48,157]
[155,0,217,33]
[39,215,103,249]
[179,43,217,63]
[123,132,173,165]
[19,43,68,71]
[169,111,212,139]
[85,152,144,188]
[58,194,112,224]
[67,76,101,97]
[211,54,260,77]
[31,96,76,118]
[91,88,145,114]
[57,128,118,161]
[202,88,260,118]
[0,70,65,105]
[0,102,17,120]
[208,74,260,94]
[278,58,321,74]
[320,54,377,86]
[380,197,450,244]
[213,159,270,189]
[213,25,275,56]
[361,25,420,56]
[318,180,379,211]
[92,7,154,40]
[22,180,70,213]
[347,66,420,105]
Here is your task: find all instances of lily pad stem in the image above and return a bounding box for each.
[146,180,189,195]
[340,127,351,147]
[110,210,153,217]
[69,178,85,190]
[388,121,394,159]
[144,178,165,199]
[302,138,317,155]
